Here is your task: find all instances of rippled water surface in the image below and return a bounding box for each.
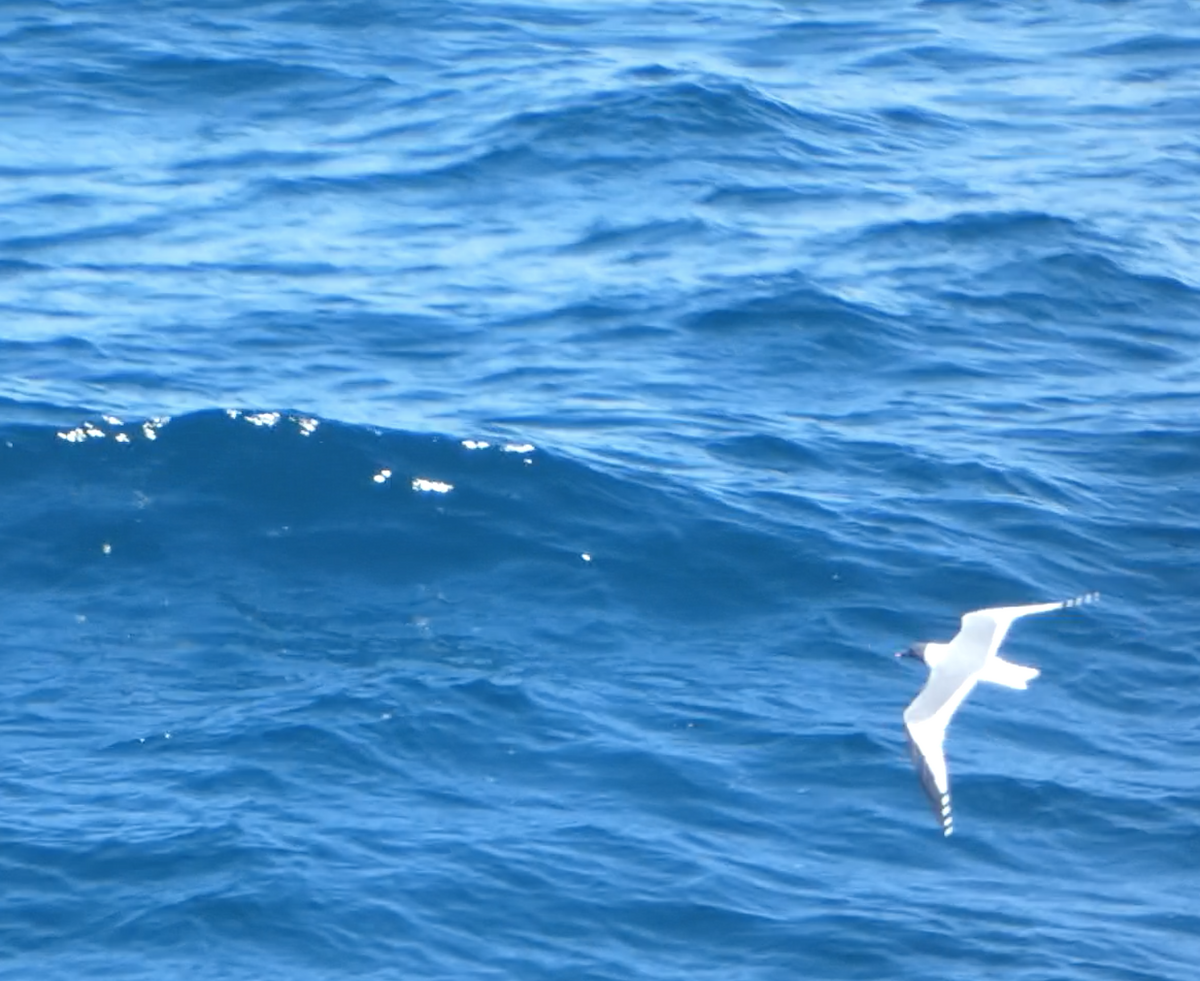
[2,2,1200,978]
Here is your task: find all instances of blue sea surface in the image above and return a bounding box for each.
[3,1,1200,978]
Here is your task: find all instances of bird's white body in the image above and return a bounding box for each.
[901,592,1098,836]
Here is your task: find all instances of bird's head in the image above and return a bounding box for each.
[895,642,928,664]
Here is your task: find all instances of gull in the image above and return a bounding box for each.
[896,592,1098,836]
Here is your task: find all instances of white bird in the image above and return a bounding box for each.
[896,592,1098,836]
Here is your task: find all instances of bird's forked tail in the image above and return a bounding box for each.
[980,656,1040,690]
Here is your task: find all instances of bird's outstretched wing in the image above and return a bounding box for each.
[903,662,981,837]
[905,721,953,836]
[957,591,1099,663]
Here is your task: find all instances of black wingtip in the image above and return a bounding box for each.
[906,731,955,836]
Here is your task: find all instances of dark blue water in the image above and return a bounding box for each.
[3,2,1200,978]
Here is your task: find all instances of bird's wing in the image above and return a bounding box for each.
[905,716,954,836]
[903,660,982,837]
[966,592,1099,638]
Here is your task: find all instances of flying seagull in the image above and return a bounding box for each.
[896,592,1098,836]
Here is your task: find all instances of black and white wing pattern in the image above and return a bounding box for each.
[963,592,1100,658]
[905,723,953,835]
[902,658,983,837]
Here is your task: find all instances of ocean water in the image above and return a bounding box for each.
[2,1,1200,978]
